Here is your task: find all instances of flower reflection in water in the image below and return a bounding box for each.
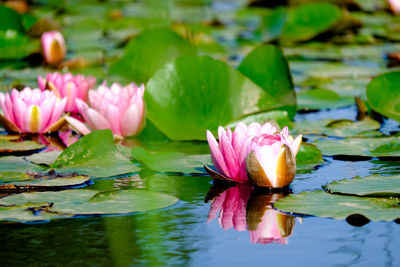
[206,183,295,244]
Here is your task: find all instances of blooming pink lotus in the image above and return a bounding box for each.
[38,72,96,113]
[206,122,279,183]
[0,88,66,134]
[41,31,66,64]
[66,82,146,139]
[246,127,302,188]
[207,183,252,231]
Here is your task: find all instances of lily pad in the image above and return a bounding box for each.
[296,143,325,172]
[109,28,196,84]
[0,30,40,60]
[25,151,62,166]
[274,191,400,221]
[0,5,23,32]
[238,44,296,118]
[131,147,211,174]
[145,55,280,140]
[296,88,354,111]
[294,118,381,137]
[367,71,400,123]
[225,110,293,130]
[0,188,179,222]
[281,2,342,43]
[325,174,400,197]
[0,139,44,154]
[0,171,90,192]
[0,156,44,172]
[52,130,140,177]
[314,136,400,157]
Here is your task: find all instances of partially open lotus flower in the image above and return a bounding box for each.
[246,193,294,244]
[206,122,279,183]
[66,82,146,139]
[38,72,96,113]
[0,88,66,134]
[41,31,66,64]
[246,127,302,188]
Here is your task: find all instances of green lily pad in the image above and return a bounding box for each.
[109,28,196,84]
[325,174,400,197]
[0,188,179,222]
[257,7,287,42]
[296,143,325,172]
[367,71,400,123]
[0,139,44,153]
[0,171,90,192]
[25,151,62,166]
[0,30,40,60]
[225,110,293,130]
[0,156,44,172]
[145,55,280,140]
[274,191,400,221]
[0,5,23,32]
[294,118,381,137]
[314,136,400,157]
[131,147,211,174]
[238,44,296,118]
[281,2,342,43]
[296,88,354,110]
[52,130,140,177]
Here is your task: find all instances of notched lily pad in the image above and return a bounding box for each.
[0,170,91,192]
[325,174,400,197]
[0,188,179,222]
[274,191,400,222]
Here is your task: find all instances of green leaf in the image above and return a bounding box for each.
[51,130,140,177]
[281,2,343,43]
[145,55,280,140]
[325,174,400,197]
[294,118,381,137]
[296,143,325,172]
[0,156,44,172]
[0,30,40,59]
[132,147,211,174]
[238,44,296,118]
[0,188,179,222]
[0,139,44,153]
[109,28,196,84]
[225,110,293,130]
[314,136,400,157]
[258,7,287,42]
[25,151,62,166]
[296,88,354,110]
[274,191,400,221]
[367,71,400,123]
[0,5,23,32]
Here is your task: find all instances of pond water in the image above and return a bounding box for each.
[1,0,400,266]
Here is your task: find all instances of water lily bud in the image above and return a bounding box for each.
[66,82,146,139]
[246,128,302,188]
[41,31,66,64]
[0,88,66,134]
[206,122,280,183]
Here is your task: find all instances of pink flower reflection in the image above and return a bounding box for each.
[207,183,252,231]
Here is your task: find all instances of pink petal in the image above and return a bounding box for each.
[220,131,240,179]
[85,108,112,130]
[65,116,91,135]
[121,103,143,137]
[206,130,230,177]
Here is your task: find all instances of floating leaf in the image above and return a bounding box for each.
[314,136,400,157]
[110,28,196,84]
[296,88,354,111]
[367,71,400,123]
[0,188,179,222]
[281,2,342,43]
[325,174,400,197]
[145,55,280,140]
[0,30,40,60]
[52,130,140,177]
[296,143,325,172]
[0,156,44,172]
[0,139,44,154]
[25,151,62,166]
[0,171,90,192]
[258,7,287,42]
[274,191,400,221]
[238,44,296,118]
[225,110,293,130]
[0,5,23,32]
[132,147,211,174]
[294,118,381,137]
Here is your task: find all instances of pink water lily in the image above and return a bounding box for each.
[41,31,66,64]
[0,88,66,134]
[38,72,96,113]
[66,82,146,139]
[247,127,302,188]
[206,122,279,183]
